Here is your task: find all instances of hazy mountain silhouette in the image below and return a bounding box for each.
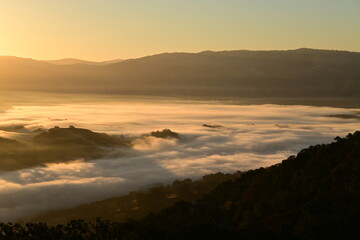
[1,49,359,100]
[46,58,123,66]
[33,126,128,147]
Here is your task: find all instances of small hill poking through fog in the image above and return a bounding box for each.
[0,126,130,171]
[33,126,128,147]
[21,131,360,239]
[0,126,179,171]
[1,49,359,99]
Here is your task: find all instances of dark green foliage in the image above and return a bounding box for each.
[0,219,164,240]
[2,131,360,239]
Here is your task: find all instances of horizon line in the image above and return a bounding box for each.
[1,47,359,63]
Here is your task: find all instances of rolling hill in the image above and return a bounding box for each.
[46,58,123,66]
[1,49,359,100]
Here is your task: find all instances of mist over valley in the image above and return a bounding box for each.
[0,93,359,221]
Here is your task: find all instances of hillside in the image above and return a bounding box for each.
[10,131,359,239]
[31,172,240,224]
[1,49,360,100]
[0,127,178,171]
[0,126,129,171]
[144,131,360,239]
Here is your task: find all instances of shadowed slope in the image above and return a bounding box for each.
[142,131,360,239]
[31,172,240,224]
[20,131,360,239]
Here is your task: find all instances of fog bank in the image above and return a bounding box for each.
[0,100,359,221]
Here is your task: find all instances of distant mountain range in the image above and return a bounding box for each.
[45,58,123,66]
[1,49,359,99]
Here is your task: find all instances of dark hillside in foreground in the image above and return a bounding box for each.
[1,49,360,100]
[31,172,240,224]
[4,131,359,239]
[145,131,360,239]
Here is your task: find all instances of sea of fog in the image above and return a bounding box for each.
[0,93,359,221]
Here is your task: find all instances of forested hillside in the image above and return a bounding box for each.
[2,131,359,239]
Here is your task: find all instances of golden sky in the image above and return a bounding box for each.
[0,0,359,61]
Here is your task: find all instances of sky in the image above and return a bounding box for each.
[0,0,359,61]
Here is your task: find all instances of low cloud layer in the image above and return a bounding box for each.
[0,99,359,221]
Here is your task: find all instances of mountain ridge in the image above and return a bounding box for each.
[1,48,360,100]
[2,48,360,66]
[45,58,123,66]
